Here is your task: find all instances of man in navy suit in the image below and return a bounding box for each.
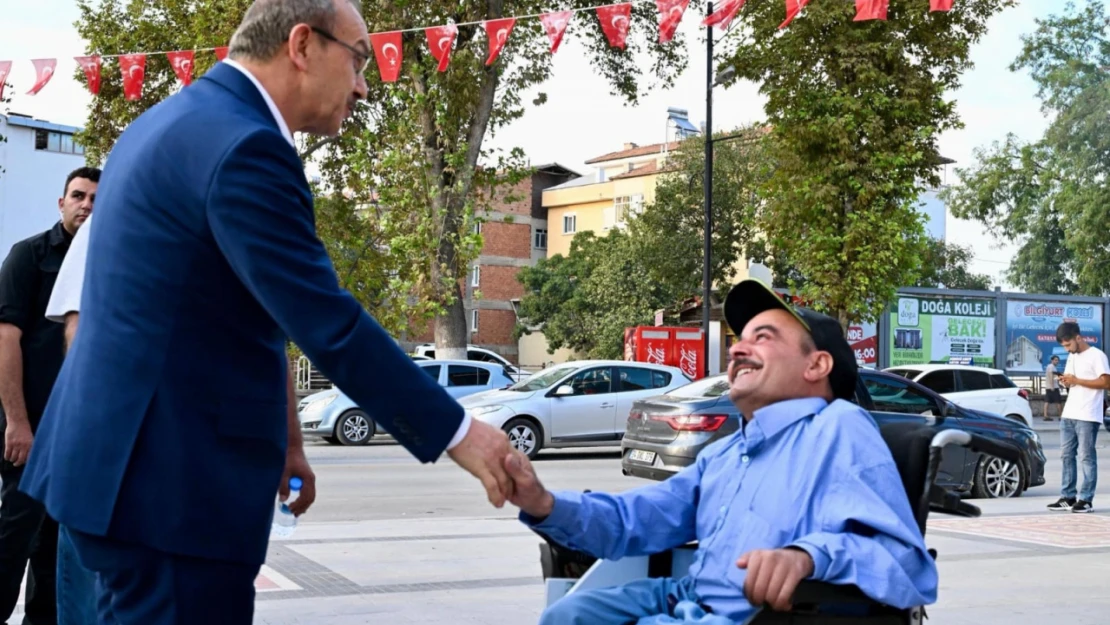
[20,0,514,622]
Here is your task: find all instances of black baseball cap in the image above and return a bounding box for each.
[723,279,858,402]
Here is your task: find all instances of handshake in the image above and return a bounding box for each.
[446,420,554,519]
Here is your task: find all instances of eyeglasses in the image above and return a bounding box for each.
[311,26,371,74]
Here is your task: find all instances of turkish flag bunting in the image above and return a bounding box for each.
[779,0,811,29]
[167,50,195,85]
[656,0,689,43]
[27,59,57,95]
[119,54,146,101]
[540,11,573,54]
[425,25,457,72]
[370,32,403,82]
[0,61,12,101]
[854,0,889,20]
[930,0,955,10]
[485,18,516,66]
[74,56,102,95]
[597,3,633,49]
[702,0,747,30]
[215,46,229,61]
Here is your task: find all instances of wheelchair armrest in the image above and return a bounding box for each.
[791,580,875,607]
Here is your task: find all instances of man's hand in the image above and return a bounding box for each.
[737,548,815,612]
[503,449,555,519]
[4,421,32,467]
[447,420,514,508]
[279,448,316,516]
[1060,373,1077,388]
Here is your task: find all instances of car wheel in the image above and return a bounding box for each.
[972,454,1025,499]
[504,418,542,460]
[335,410,375,446]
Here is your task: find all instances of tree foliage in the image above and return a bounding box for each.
[912,238,993,291]
[717,0,1013,329]
[945,1,1110,296]
[74,0,693,358]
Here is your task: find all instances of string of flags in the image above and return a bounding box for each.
[0,0,956,102]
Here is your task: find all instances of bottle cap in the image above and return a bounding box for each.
[290,477,303,491]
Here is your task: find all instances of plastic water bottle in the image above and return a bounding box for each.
[271,477,302,538]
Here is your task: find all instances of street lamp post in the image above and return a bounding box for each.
[702,1,714,379]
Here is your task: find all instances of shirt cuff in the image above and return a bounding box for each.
[790,538,831,581]
[445,411,472,451]
[519,490,582,530]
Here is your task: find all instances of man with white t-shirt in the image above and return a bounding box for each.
[1047,322,1110,513]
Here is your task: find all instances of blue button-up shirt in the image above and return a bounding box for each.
[522,397,938,623]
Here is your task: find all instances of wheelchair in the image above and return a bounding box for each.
[535,422,1026,624]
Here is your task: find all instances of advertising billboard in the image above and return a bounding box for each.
[1004,300,1104,374]
[888,296,996,367]
[848,322,878,369]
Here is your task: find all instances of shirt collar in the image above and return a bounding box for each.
[48,221,73,247]
[222,59,295,147]
[747,396,830,442]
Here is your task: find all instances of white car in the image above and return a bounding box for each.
[458,360,691,459]
[412,343,530,382]
[884,364,1033,427]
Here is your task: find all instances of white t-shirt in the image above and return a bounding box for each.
[1045,363,1058,390]
[45,213,92,322]
[1061,345,1110,423]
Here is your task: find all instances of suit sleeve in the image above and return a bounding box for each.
[205,130,463,463]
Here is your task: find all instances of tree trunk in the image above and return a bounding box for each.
[836,308,850,337]
[434,282,469,361]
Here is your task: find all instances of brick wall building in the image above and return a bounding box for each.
[407,164,578,363]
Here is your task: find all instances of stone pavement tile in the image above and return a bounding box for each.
[925,533,1026,557]
[281,517,528,542]
[286,535,541,586]
[935,551,1109,610]
[930,513,1110,548]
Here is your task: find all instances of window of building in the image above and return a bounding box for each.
[533,228,548,250]
[563,214,577,234]
[471,309,479,333]
[614,194,645,224]
[471,264,480,287]
[34,129,85,155]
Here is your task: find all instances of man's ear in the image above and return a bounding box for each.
[287,23,314,71]
[804,351,835,385]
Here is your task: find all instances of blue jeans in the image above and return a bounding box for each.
[539,577,742,625]
[57,526,98,625]
[1061,419,1100,502]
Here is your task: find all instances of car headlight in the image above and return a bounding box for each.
[301,395,336,415]
[467,405,505,417]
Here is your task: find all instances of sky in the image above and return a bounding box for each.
[1,0,1057,287]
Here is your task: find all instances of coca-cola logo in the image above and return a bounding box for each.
[679,346,697,377]
[646,345,666,364]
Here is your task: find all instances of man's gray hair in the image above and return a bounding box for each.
[229,0,362,61]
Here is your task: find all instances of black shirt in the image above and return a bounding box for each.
[0,221,73,429]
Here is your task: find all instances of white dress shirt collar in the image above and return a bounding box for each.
[222,59,295,147]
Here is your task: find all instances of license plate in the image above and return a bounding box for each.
[629,449,656,463]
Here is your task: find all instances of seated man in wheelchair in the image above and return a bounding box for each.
[501,279,939,625]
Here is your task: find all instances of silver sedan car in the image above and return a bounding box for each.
[298,359,518,445]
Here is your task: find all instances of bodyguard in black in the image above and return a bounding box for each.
[0,167,98,625]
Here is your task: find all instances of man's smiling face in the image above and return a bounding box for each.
[727,308,829,416]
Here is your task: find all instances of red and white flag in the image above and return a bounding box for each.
[119,53,146,101]
[167,50,195,85]
[215,46,229,61]
[656,0,689,43]
[370,32,403,83]
[0,61,12,101]
[702,0,747,31]
[540,11,573,54]
[854,0,889,21]
[779,0,811,29]
[425,24,457,72]
[74,55,102,95]
[597,3,633,49]
[485,18,516,66]
[930,0,955,10]
[27,59,57,95]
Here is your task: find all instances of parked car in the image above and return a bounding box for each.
[621,369,1046,499]
[413,343,530,381]
[298,360,516,445]
[458,360,691,459]
[884,364,1033,427]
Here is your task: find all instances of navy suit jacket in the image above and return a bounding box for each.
[21,63,464,565]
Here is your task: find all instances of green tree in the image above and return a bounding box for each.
[629,125,769,303]
[913,237,993,291]
[75,0,691,358]
[718,0,1013,331]
[944,1,1109,295]
[516,230,678,359]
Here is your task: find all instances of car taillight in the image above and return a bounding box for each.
[1018,389,1029,400]
[651,414,729,432]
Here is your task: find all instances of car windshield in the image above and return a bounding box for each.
[886,368,921,380]
[666,375,731,399]
[507,365,580,391]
